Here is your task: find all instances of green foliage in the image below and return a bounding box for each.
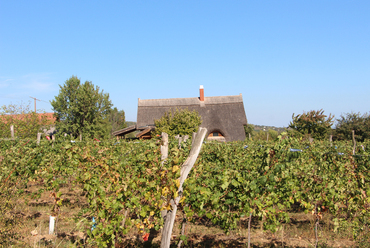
[1,137,370,246]
[245,124,279,141]
[153,108,202,137]
[252,129,279,141]
[334,112,370,142]
[289,109,334,140]
[244,124,255,138]
[51,76,113,140]
[109,107,126,135]
[0,102,50,139]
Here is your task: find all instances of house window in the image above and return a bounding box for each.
[208,131,224,138]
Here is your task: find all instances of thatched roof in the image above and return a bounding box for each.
[137,94,247,142]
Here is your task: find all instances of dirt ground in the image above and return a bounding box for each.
[1,182,362,247]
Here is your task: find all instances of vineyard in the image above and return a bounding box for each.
[0,133,369,247]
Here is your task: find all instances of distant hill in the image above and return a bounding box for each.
[253,125,285,133]
[126,121,136,127]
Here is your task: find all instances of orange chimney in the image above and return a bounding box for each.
[200,85,204,101]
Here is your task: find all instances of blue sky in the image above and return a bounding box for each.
[1,1,369,127]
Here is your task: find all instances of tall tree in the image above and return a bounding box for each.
[334,112,370,142]
[109,107,126,134]
[51,76,112,140]
[288,109,334,140]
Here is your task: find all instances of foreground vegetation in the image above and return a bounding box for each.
[0,135,369,247]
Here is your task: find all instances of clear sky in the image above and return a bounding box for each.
[1,1,369,127]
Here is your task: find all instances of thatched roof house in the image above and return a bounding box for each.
[113,86,248,142]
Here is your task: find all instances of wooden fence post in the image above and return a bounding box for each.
[175,135,189,150]
[160,133,169,219]
[161,127,207,248]
[352,130,356,155]
[191,132,196,146]
[10,125,14,139]
[37,133,42,145]
[161,132,168,163]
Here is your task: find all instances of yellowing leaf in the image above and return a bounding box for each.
[172,166,179,173]
[162,187,169,196]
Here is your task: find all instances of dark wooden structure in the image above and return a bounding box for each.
[113,87,248,142]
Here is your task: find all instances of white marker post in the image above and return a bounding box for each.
[49,216,56,235]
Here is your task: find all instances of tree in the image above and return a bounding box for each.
[153,108,202,137]
[0,102,51,139]
[51,76,112,140]
[334,112,370,142]
[109,107,126,135]
[244,124,255,139]
[288,109,334,140]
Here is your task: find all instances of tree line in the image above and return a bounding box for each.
[0,75,369,142]
[245,109,370,142]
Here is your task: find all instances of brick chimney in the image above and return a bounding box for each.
[199,85,204,101]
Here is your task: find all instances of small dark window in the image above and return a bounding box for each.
[213,132,219,137]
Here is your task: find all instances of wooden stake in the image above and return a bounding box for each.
[10,125,14,139]
[161,128,207,248]
[191,132,196,146]
[248,213,252,248]
[352,130,356,155]
[37,133,42,145]
[160,133,169,219]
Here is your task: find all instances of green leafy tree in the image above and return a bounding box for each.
[51,76,112,140]
[153,108,202,137]
[109,107,127,135]
[244,124,255,139]
[0,102,50,139]
[288,109,334,140]
[334,112,370,142]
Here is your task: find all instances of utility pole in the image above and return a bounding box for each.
[29,96,41,113]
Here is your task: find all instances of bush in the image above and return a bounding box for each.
[153,108,202,137]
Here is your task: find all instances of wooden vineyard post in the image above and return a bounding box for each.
[10,125,14,139]
[175,135,189,150]
[37,133,42,145]
[191,132,196,146]
[161,132,168,165]
[160,133,169,219]
[161,127,207,248]
[352,130,356,155]
[248,213,252,248]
